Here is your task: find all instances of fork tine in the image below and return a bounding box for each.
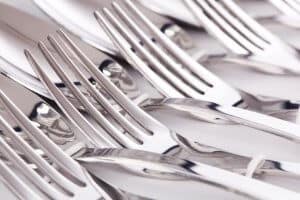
[0,89,84,178]
[122,0,235,88]
[56,29,171,134]
[111,2,210,94]
[0,116,67,199]
[101,8,204,98]
[220,0,275,41]
[44,35,144,147]
[205,0,268,48]
[0,159,43,200]
[49,35,149,141]
[0,91,80,193]
[24,49,118,148]
[94,10,186,98]
[194,0,262,53]
[270,0,300,15]
[99,0,242,106]
[184,0,248,54]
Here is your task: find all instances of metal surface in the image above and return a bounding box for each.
[94,0,300,144]
[268,0,300,28]
[0,1,143,102]
[24,28,300,198]
[31,0,192,55]
[0,90,122,200]
[78,148,300,200]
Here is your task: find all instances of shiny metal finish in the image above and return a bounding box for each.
[137,0,278,27]
[94,0,300,143]
[1,1,300,198]
[184,0,300,75]
[31,0,192,55]
[23,30,300,199]
[2,73,299,199]
[0,90,118,200]
[77,148,300,200]
[95,0,243,106]
[0,1,142,102]
[268,0,300,28]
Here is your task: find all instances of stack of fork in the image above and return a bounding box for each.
[1,0,300,199]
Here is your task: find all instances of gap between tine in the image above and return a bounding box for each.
[0,89,84,178]
[56,29,171,134]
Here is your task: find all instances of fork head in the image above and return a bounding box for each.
[0,90,117,200]
[184,0,300,75]
[93,0,243,107]
[24,29,195,155]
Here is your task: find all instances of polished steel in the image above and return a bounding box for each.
[137,0,278,27]
[0,90,119,200]
[268,0,300,28]
[78,148,300,200]
[31,0,192,55]
[94,0,300,143]
[0,1,142,102]
[23,30,300,199]
[0,73,270,200]
[184,0,300,75]
[1,74,296,200]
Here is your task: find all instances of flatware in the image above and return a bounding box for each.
[0,1,144,102]
[0,90,122,200]
[31,0,192,55]
[268,0,300,28]
[137,0,278,27]
[94,0,300,142]
[1,73,294,200]
[22,28,300,198]
[184,0,300,75]
[2,69,300,197]
[78,148,300,200]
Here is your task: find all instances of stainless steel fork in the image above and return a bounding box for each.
[24,30,300,200]
[184,0,300,75]
[0,90,118,200]
[268,0,300,28]
[93,0,300,142]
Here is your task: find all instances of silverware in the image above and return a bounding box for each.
[0,1,144,102]
[77,148,300,200]
[31,0,192,55]
[0,73,263,200]
[0,74,292,200]
[93,0,300,142]
[136,0,278,27]
[0,90,122,200]
[268,0,300,28]
[184,0,300,75]
[23,29,300,199]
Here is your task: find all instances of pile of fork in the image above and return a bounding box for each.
[1,0,300,199]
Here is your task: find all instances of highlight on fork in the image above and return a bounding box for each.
[1,0,300,199]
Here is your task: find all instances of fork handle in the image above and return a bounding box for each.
[145,98,300,143]
[215,105,300,142]
[78,148,300,200]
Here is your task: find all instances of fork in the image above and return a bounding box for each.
[31,0,193,55]
[0,90,120,200]
[268,0,300,28]
[24,29,300,200]
[93,0,300,142]
[183,0,300,75]
[1,73,288,200]
[2,80,300,200]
